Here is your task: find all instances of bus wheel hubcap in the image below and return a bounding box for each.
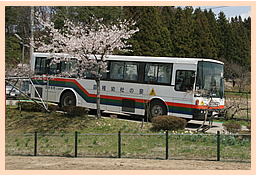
[152,105,162,117]
[64,96,72,105]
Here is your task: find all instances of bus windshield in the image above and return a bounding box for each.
[195,61,224,98]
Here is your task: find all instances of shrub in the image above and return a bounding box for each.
[223,122,242,133]
[17,101,58,112]
[61,106,89,116]
[151,115,187,131]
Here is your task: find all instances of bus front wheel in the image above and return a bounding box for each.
[60,91,76,107]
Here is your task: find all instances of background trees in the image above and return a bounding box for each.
[5,6,251,92]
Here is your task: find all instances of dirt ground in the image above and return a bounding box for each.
[5,156,250,170]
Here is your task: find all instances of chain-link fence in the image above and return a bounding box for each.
[5,131,251,162]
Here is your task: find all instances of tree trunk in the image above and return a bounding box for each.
[96,78,101,119]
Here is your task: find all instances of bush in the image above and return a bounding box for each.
[151,115,187,131]
[223,122,242,133]
[17,101,58,112]
[61,106,89,116]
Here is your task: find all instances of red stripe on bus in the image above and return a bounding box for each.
[53,78,145,103]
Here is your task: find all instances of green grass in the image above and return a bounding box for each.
[214,119,250,126]
[5,107,251,161]
[225,91,251,98]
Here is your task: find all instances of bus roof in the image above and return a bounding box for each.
[105,55,224,65]
[33,52,224,65]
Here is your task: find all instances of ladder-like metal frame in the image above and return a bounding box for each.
[5,76,50,113]
[196,96,220,133]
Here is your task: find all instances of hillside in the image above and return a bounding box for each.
[5,106,152,134]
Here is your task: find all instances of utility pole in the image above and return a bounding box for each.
[30,6,34,72]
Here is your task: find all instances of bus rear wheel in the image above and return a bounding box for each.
[60,91,76,107]
[146,100,167,121]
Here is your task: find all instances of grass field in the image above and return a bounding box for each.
[5,106,251,162]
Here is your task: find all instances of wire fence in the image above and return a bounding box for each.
[5,131,251,162]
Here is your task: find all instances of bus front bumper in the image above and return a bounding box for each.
[193,109,223,120]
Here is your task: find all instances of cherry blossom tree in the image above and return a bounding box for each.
[35,12,139,118]
[5,63,32,78]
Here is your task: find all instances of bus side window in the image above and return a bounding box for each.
[145,64,158,83]
[35,57,42,74]
[49,63,58,75]
[175,70,195,92]
[158,64,172,84]
[61,61,70,73]
[35,57,47,75]
[124,62,138,81]
[145,63,172,84]
[41,59,46,74]
[110,62,124,80]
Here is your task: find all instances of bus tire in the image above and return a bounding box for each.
[60,91,76,107]
[147,100,167,121]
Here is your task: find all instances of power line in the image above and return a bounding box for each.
[180,6,230,11]
[200,6,229,10]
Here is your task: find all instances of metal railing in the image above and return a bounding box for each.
[5,131,251,162]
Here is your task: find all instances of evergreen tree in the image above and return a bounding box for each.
[172,7,194,57]
[243,16,251,68]
[160,6,175,56]
[216,11,229,60]
[193,8,215,58]
[204,9,218,59]
[5,6,251,70]
[5,36,22,68]
[230,16,251,67]
[124,6,167,56]
[53,6,123,28]
[5,7,23,68]
[5,6,18,35]
[160,6,175,31]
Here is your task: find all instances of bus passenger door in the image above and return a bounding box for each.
[120,62,144,115]
[106,61,144,115]
[106,81,122,113]
[121,82,144,115]
[172,64,196,119]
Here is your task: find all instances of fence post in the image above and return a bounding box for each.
[217,131,220,161]
[118,131,121,158]
[247,92,249,121]
[166,130,168,160]
[34,131,37,156]
[75,131,78,157]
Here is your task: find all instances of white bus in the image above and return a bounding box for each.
[30,52,225,121]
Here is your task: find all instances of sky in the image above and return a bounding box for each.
[181,6,251,20]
